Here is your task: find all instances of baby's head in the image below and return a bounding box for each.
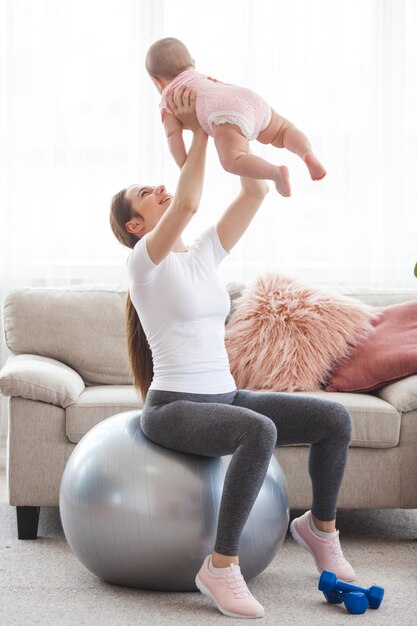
[146,37,194,92]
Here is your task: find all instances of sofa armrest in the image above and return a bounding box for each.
[376,374,417,413]
[0,354,85,408]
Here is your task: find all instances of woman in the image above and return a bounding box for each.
[109,86,354,620]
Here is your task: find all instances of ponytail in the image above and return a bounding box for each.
[125,293,153,402]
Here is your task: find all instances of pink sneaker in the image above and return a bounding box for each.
[195,555,265,619]
[290,510,356,582]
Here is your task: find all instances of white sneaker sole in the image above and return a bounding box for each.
[290,519,356,583]
[289,519,323,575]
[195,575,265,619]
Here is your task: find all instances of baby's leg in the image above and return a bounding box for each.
[258,110,326,181]
[213,122,291,197]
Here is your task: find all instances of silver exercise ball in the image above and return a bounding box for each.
[59,410,289,591]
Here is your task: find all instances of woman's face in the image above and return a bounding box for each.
[125,184,173,237]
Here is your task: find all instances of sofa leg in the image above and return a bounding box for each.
[16,506,40,539]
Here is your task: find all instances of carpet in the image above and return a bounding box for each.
[1,504,416,625]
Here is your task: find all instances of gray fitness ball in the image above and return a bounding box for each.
[59,410,289,591]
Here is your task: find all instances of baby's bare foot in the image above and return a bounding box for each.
[274,165,291,197]
[304,153,326,181]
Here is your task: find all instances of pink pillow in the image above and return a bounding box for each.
[224,273,379,392]
[325,301,417,392]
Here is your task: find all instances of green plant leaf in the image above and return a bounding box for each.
[415,262,417,278]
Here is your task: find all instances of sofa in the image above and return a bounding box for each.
[1,283,417,540]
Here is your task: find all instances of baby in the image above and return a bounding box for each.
[146,37,326,197]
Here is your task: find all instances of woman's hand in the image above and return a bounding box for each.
[166,86,202,133]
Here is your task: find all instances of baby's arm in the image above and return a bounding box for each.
[162,113,187,168]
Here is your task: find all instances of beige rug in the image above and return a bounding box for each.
[1,503,416,626]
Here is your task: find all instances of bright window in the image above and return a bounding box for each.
[1,0,416,288]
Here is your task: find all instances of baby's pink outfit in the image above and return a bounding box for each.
[160,69,272,141]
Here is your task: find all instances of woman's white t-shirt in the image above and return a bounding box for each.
[127,225,237,394]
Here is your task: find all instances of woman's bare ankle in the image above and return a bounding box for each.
[211,551,239,568]
[311,513,336,533]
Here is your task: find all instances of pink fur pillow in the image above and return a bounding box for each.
[224,274,380,392]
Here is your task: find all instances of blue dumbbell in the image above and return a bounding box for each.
[319,571,384,609]
[323,589,369,614]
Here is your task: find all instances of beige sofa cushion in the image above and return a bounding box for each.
[293,390,401,448]
[3,285,132,385]
[4,284,417,387]
[333,287,417,307]
[65,385,400,449]
[66,385,142,443]
[0,354,85,408]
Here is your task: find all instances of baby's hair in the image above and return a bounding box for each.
[145,37,194,80]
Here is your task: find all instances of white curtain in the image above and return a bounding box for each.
[0,0,416,294]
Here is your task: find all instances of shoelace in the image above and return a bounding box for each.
[226,566,251,599]
[328,532,346,564]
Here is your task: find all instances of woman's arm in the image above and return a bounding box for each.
[216,162,269,253]
[167,88,208,213]
[162,113,187,168]
[146,88,208,265]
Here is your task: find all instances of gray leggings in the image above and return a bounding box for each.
[141,388,352,556]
